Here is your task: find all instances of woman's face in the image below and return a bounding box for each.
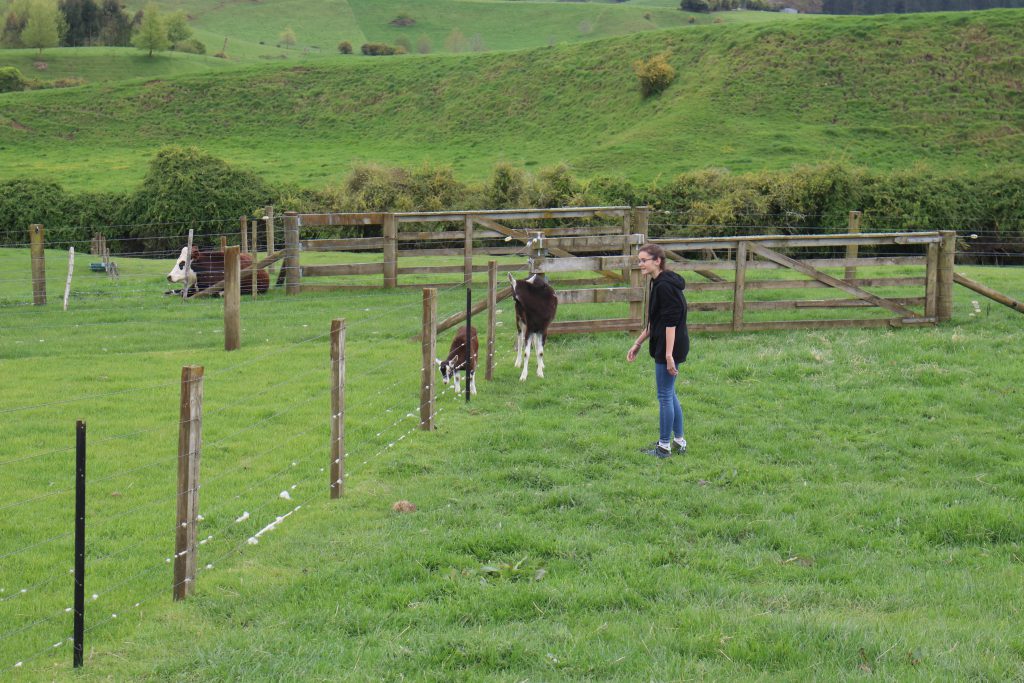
[637,251,660,277]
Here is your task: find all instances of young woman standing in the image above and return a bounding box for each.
[626,244,689,458]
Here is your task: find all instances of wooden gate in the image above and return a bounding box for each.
[529,231,956,334]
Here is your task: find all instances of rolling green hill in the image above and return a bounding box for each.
[1,9,1022,192]
[2,0,787,83]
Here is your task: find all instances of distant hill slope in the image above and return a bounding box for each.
[1,0,789,84]
[159,0,730,57]
[1,9,1021,191]
[821,0,1024,14]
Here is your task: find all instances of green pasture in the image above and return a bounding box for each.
[3,9,1023,193]
[159,0,745,56]
[0,47,243,84]
[2,244,1023,679]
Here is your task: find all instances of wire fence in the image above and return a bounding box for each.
[0,254,480,673]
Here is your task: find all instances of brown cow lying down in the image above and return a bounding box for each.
[166,246,270,297]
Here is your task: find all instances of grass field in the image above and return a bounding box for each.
[2,241,1023,679]
[2,9,1022,193]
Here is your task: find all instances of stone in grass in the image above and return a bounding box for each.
[391,500,417,513]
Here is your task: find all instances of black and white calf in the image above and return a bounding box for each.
[508,272,558,381]
[438,326,479,395]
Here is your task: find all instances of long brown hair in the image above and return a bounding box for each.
[639,243,668,273]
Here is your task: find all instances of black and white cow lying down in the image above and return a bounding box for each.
[438,326,479,395]
[166,247,270,297]
[508,272,558,381]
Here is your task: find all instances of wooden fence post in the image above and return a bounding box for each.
[264,206,276,278]
[925,241,939,319]
[284,211,300,295]
[639,208,651,329]
[486,260,497,381]
[464,216,474,286]
[240,215,249,254]
[622,210,632,288]
[250,220,258,300]
[174,365,203,601]
[732,240,748,332]
[635,205,650,241]
[420,288,437,430]
[844,210,862,282]
[30,224,46,305]
[632,206,650,325]
[330,319,346,498]
[383,213,398,289]
[220,236,227,252]
[936,230,956,322]
[224,246,241,351]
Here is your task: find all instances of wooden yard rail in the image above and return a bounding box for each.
[528,231,957,335]
[282,207,644,293]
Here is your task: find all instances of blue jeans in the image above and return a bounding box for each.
[654,362,684,444]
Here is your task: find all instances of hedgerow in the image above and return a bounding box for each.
[1,150,1021,263]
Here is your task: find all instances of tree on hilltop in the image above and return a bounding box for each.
[443,27,466,52]
[98,0,131,45]
[21,0,64,55]
[132,2,169,55]
[279,26,296,48]
[59,0,102,46]
[165,11,191,43]
[1,8,28,48]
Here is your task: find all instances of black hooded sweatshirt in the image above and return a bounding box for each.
[647,269,689,364]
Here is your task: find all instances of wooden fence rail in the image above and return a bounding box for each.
[281,207,641,293]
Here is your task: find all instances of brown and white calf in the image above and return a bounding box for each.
[508,273,558,381]
[437,326,479,395]
[167,246,269,297]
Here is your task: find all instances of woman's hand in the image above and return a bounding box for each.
[666,357,678,376]
[626,343,639,362]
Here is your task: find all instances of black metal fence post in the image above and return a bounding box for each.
[73,420,86,668]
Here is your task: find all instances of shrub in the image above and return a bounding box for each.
[394,36,411,53]
[586,175,640,207]
[487,163,532,208]
[174,38,205,54]
[337,40,352,54]
[0,179,67,245]
[632,52,676,98]
[536,164,582,208]
[343,164,414,211]
[389,14,415,27]
[408,164,465,212]
[123,146,274,251]
[360,42,397,56]
[0,66,27,92]
[416,35,431,54]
